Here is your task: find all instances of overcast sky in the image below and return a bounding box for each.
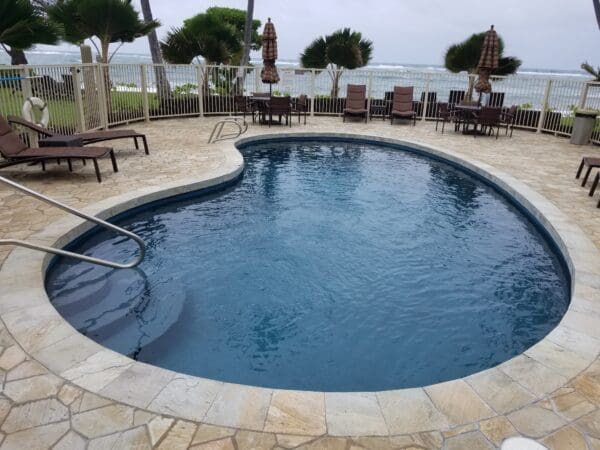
[40,0,599,70]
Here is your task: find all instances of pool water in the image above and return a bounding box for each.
[46,138,570,391]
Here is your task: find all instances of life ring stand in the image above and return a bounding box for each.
[22,97,49,127]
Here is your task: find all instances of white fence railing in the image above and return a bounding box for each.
[0,63,598,143]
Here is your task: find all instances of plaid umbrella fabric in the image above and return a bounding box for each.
[261,18,280,87]
[474,25,500,94]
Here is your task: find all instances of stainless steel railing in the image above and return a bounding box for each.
[0,176,145,269]
[208,117,248,144]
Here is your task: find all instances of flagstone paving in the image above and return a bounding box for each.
[0,116,599,449]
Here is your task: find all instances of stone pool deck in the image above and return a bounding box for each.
[0,117,599,449]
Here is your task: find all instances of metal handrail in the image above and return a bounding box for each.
[208,117,248,144]
[0,176,145,269]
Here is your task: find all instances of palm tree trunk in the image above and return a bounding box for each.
[9,48,28,65]
[235,0,254,95]
[594,0,600,29]
[140,0,171,100]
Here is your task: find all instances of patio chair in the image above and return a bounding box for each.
[435,103,456,134]
[268,96,292,127]
[390,86,416,125]
[473,107,503,138]
[500,105,518,137]
[0,117,117,182]
[448,90,466,108]
[234,95,255,124]
[343,84,368,123]
[292,94,309,125]
[7,116,149,155]
[576,156,600,187]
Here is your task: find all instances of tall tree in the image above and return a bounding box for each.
[139,0,170,99]
[235,0,254,93]
[300,28,373,97]
[47,0,159,63]
[0,0,59,65]
[444,32,521,99]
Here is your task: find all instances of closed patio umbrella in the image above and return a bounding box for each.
[474,25,500,100]
[260,18,280,95]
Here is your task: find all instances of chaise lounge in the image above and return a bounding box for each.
[7,116,149,155]
[390,86,417,125]
[0,117,117,182]
[343,84,368,123]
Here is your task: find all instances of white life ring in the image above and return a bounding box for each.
[22,97,49,127]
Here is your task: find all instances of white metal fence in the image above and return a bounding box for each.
[0,63,598,144]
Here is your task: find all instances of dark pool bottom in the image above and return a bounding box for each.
[45,137,570,392]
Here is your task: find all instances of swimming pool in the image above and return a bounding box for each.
[45,137,570,392]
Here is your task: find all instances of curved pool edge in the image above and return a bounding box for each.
[0,132,599,437]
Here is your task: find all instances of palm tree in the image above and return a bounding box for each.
[444,32,521,100]
[300,28,373,98]
[582,62,600,81]
[0,0,59,65]
[234,0,254,94]
[47,0,159,64]
[139,0,170,99]
[594,0,600,29]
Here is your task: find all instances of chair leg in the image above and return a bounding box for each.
[93,159,102,183]
[436,118,439,131]
[582,166,593,186]
[441,120,445,134]
[589,172,600,197]
[576,159,586,179]
[134,137,139,150]
[304,112,307,125]
[110,150,119,173]
[41,161,46,171]
[67,159,73,172]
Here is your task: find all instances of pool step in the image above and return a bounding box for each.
[52,269,185,356]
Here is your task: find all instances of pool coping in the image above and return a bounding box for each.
[1,132,599,437]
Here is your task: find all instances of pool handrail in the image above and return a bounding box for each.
[0,175,145,269]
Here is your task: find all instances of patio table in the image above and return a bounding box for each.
[454,104,482,135]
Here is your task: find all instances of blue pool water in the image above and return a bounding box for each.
[45,138,570,391]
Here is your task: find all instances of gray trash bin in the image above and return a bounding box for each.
[570,110,598,145]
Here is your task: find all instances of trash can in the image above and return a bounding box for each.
[570,110,598,145]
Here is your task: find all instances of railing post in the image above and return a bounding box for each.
[71,67,86,132]
[196,64,205,117]
[19,66,36,145]
[421,73,430,122]
[367,71,373,119]
[578,81,590,109]
[310,69,316,117]
[537,79,553,133]
[96,64,109,129]
[140,65,150,122]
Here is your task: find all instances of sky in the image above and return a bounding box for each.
[36,0,599,71]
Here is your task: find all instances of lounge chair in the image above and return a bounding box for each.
[268,96,292,127]
[576,156,600,187]
[343,85,367,123]
[7,116,149,155]
[0,117,117,182]
[390,86,416,125]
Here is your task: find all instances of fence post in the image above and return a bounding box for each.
[367,71,373,119]
[96,65,109,129]
[310,69,316,117]
[140,65,150,122]
[196,64,205,117]
[421,73,430,122]
[19,66,36,145]
[578,82,590,109]
[537,79,553,133]
[71,67,86,132]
